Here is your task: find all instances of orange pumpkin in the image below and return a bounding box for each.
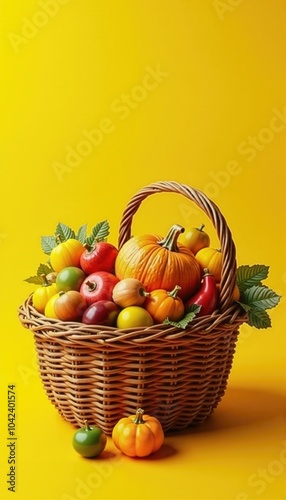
[112,408,164,457]
[145,285,184,323]
[115,224,201,300]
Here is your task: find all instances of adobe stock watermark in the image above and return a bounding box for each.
[178,104,286,225]
[213,0,244,21]
[17,352,39,385]
[236,438,286,499]
[7,0,72,54]
[51,64,170,182]
[61,452,123,500]
[236,322,253,345]
[237,107,286,162]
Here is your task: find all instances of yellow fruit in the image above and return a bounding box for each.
[179,224,210,254]
[116,306,154,329]
[44,292,61,319]
[32,281,58,314]
[196,247,222,282]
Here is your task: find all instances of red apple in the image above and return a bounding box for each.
[80,242,118,274]
[80,271,119,306]
[82,300,121,326]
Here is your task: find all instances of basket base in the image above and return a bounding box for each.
[18,295,245,435]
[38,340,234,435]
[50,392,224,434]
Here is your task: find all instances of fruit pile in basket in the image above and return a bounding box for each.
[25,220,280,329]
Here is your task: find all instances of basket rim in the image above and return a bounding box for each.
[18,293,247,344]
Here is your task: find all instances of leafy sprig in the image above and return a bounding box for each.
[163,265,281,331]
[237,264,281,329]
[24,262,54,285]
[236,264,269,292]
[25,220,110,284]
[40,220,110,255]
[85,221,110,246]
[163,305,201,329]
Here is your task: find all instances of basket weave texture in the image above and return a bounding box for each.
[18,181,247,435]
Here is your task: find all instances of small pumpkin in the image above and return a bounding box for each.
[195,247,222,282]
[112,408,164,457]
[112,278,150,308]
[32,274,58,314]
[115,224,201,300]
[145,285,184,323]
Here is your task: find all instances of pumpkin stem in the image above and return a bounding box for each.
[198,224,205,231]
[168,285,181,299]
[158,224,185,252]
[133,408,145,425]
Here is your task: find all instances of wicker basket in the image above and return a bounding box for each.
[18,181,247,435]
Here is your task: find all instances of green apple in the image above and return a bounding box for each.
[72,421,107,458]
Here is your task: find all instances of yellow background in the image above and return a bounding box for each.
[1,1,286,499]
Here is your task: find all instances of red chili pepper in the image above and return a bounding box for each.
[184,268,218,317]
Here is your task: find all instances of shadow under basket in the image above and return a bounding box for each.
[18,181,247,435]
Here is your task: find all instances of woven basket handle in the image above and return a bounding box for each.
[118,181,237,312]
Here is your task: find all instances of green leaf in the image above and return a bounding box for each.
[237,301,251,313]
[24,275,44,285]
[241,285,281,310]
[77,224,87,244]
[55,222,75,242]
[163,305,201,329]
[24,262,53,285]
[41,235,57,255]
[85,220,110,245]
[37,262,53,276]
[237,264,269,292]
[247,308,272,329]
